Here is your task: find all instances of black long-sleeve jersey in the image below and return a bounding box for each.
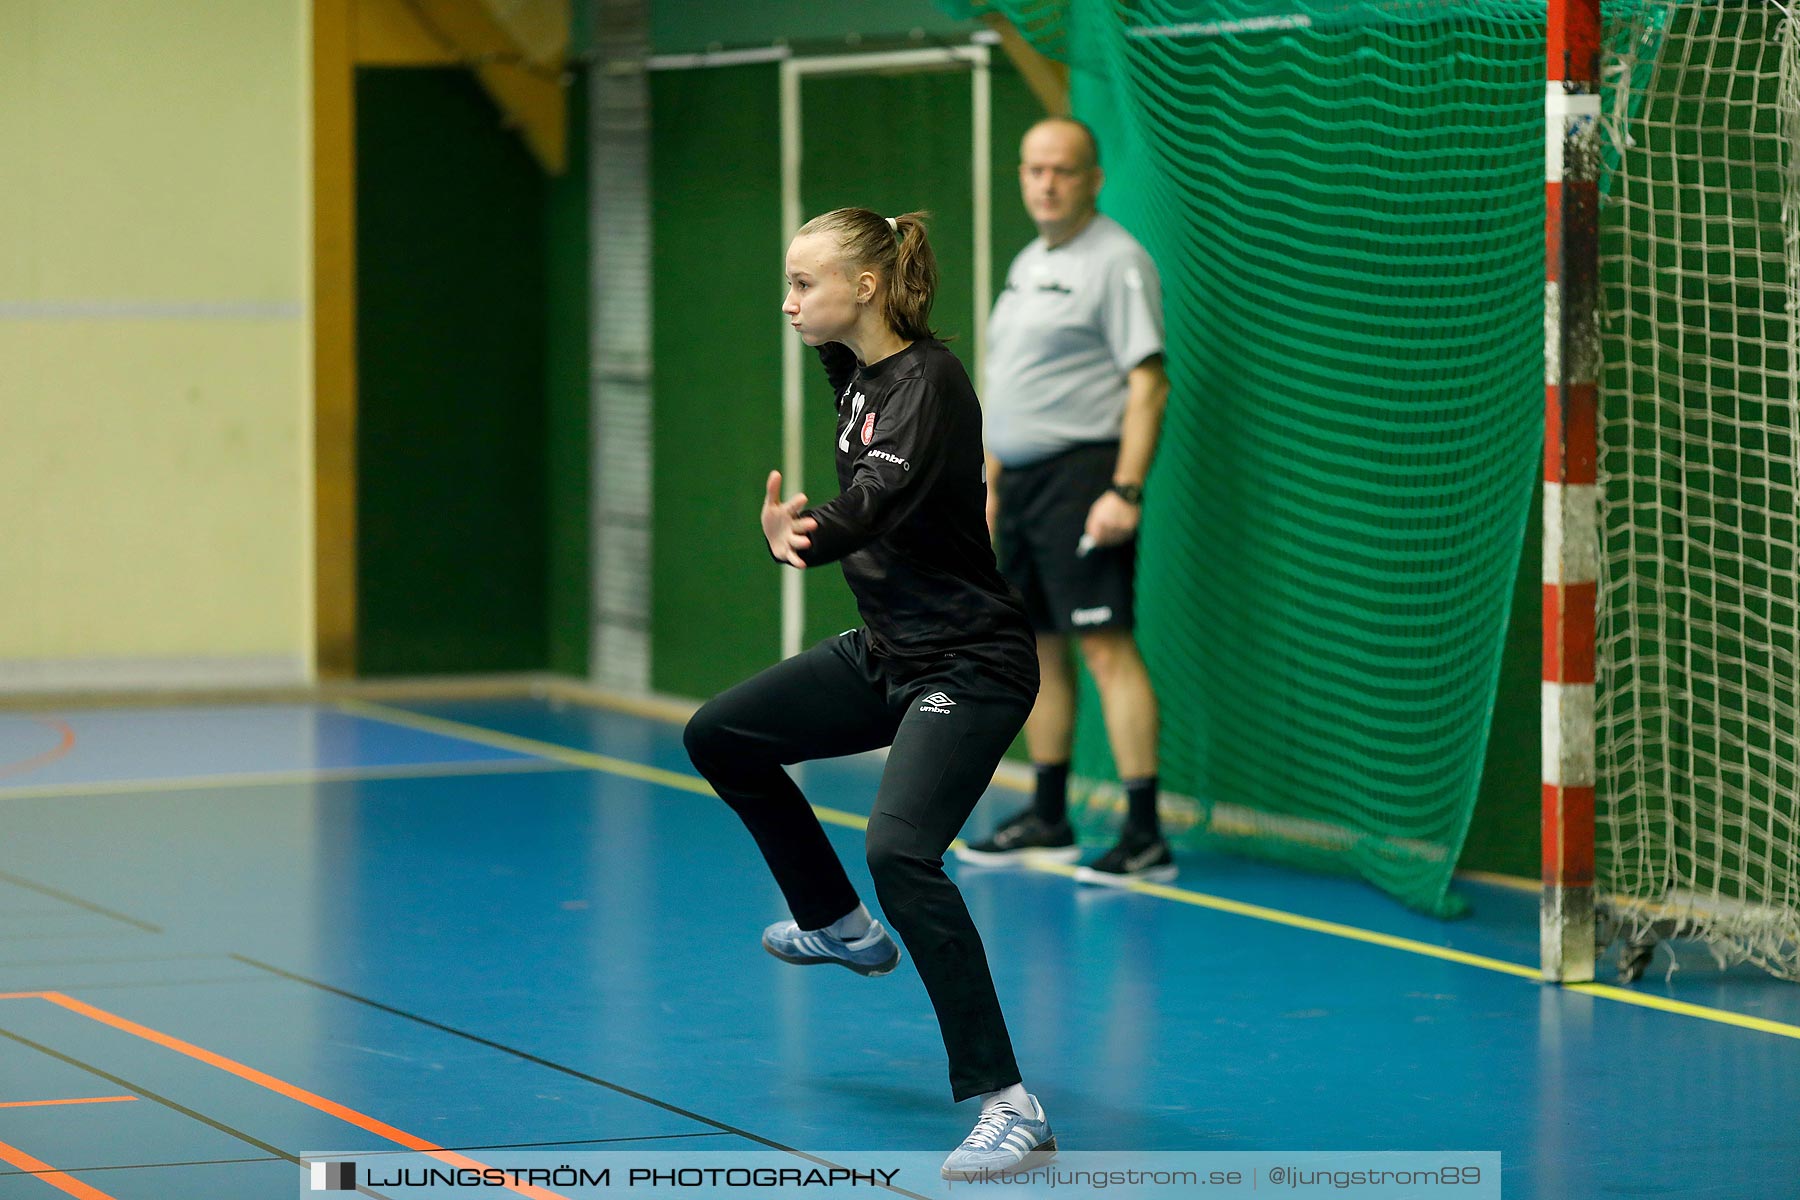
[798,340,1038,698]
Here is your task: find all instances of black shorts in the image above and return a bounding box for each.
[995,441,1136,635]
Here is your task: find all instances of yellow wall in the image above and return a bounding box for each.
[0,2,312,687]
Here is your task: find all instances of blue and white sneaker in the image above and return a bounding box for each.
[761,920,901,977]
[940,1096,1056,1180]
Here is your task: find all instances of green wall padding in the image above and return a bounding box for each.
[797,69,978,648]
[547,70,593,677]
[649,64,785,697]
[356,68,550,675]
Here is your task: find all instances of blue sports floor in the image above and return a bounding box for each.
[0,695,1795,1198]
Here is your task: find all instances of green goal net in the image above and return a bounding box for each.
[1595,0,1800,978]
[946,0,1549,916]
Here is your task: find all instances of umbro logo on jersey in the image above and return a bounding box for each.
[1071,606,1114,626]
[918,692,956,714]
[868,449,909,470]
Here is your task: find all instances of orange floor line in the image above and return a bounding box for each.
[1,992,569,1200]
[0,718,76,782]
[0,1096,136,1109]
[0,1138,118,1200]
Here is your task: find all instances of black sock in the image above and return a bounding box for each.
[1033,762,1070,825]
[1124,776,1160,838]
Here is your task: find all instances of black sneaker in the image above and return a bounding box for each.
[1073,830,1177,887]
[954,808,1080,867]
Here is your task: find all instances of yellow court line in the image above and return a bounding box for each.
[0,757,572,803]
[535,680,702,725]
[339,702,958,843]
[343,700,1800,1043]
[1568,983,1800,1040]
[536,685,1019,797]
[1456,868,1539,894]
[339,700,719,798]
[1121,876,1543,979]
[533,683,1038,795]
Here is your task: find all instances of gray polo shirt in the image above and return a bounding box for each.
[982,213,1164,468]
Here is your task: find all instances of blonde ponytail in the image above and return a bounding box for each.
[884,212,937,341]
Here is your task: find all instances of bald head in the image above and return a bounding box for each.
[1019,118,1103,245]
[1022,117,1100,170]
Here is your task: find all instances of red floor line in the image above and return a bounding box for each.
[0,1137,118,1200]
[0,1096,136,1110]
[0,993,570,1200]
[0,719,76,782]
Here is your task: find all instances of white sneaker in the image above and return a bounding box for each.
[760,919,901,977]
[940,1096,1056,1180]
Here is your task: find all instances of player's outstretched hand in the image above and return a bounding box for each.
[762,470,818,568]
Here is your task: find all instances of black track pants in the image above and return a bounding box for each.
[683,630,1036,1101]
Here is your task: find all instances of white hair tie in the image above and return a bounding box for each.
[886,216,899,234]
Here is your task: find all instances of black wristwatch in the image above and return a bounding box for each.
[1108,481,1144,506]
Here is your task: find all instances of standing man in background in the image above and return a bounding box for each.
[956,116,1176,886]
